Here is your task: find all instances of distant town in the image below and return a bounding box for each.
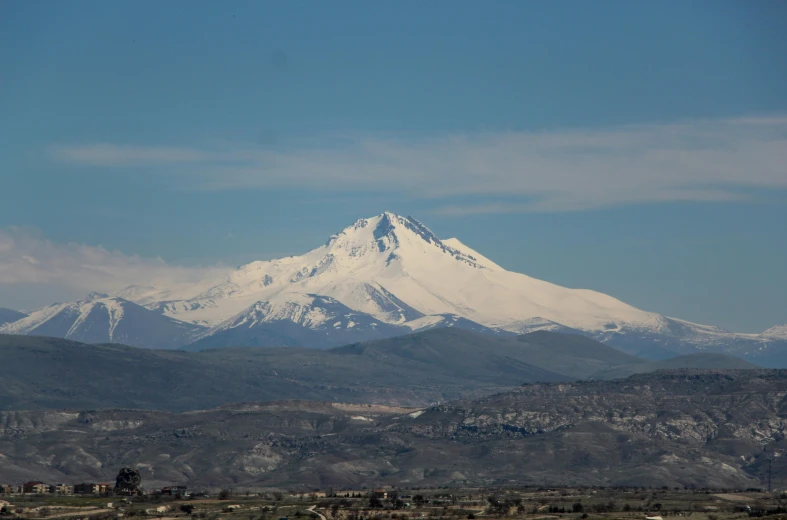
[3,480,787,520]
[0,482,186,497]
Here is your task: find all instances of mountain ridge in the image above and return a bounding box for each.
[0,329,757,412]
[1,212,785,362]
[0,296,204,349]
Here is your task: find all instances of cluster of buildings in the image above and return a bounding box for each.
[1,482,189,497]
[1,482,188,496]
[0,482,113,496]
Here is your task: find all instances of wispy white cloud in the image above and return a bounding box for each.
[53,115,787,213]
[0,228,227,309]
[53,144,214,165]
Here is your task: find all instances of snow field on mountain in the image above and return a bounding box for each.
[1,212,783,356]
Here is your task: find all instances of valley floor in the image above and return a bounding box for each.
[2,487,786,520]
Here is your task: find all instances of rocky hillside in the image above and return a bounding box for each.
[0,370,784,490]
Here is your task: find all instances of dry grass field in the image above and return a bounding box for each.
[2,487,786,520]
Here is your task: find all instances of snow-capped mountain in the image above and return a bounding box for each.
[114,212,787,360]
[405,313,517,337]
[185,293,411,351]
[763,324,787,340]
[0,293,204,349]
[185,295,516,351]
[156,212,787,360]
[2,212,784,363]
[127,212,664,331]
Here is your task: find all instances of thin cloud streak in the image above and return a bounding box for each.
[433,190,749,216]
[0,227,228,302]
[54,144,215,165]
[53,116,787,213]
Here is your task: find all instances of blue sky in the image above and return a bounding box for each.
[1,0,786,332]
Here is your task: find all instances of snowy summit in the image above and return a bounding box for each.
[125,212,661,332]
[1,213,784,359]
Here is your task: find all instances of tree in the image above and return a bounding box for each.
[218,490,230,500]
[114,467,143,496]
[180,505,195,515]
[486,496,508,516]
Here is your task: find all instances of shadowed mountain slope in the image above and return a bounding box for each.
[0,308,26,327]
[331,328,643,380]
[0,329,757,412]
[592,352,758,379]
[0,331,567,411]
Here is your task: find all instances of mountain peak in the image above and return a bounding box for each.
[325,212,486,269]
[100,212,656,334]
[337,212,433,243]
[763,324,787,339]
[86,291,110,302]
[0,294,202,348]
[372,212,443,248]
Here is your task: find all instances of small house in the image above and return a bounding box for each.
[53,484,73,495]
[23,482,48,494]
[162,486,188,496]
[74,482,110,495]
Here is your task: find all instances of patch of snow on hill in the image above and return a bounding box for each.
[763,324,787,340]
